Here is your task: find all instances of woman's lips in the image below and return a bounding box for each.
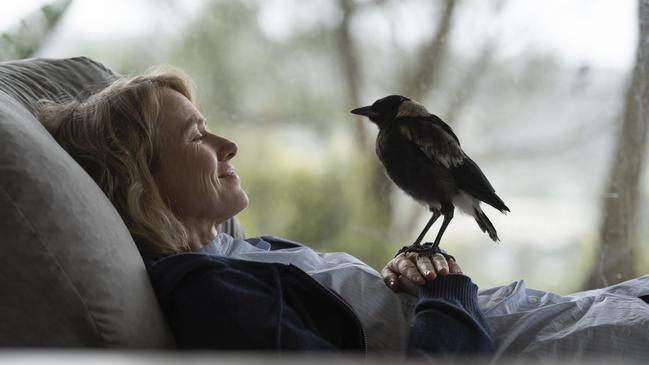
[218,169,239,181]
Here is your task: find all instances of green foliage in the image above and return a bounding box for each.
[166,0,396,268]
[0,0,71,61]
[234,128,395,269]
[169,0,347,133]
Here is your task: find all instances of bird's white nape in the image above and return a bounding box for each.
[396,100,429,118]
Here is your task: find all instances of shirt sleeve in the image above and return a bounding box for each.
[408,274,495,359]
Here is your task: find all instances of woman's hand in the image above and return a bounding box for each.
[381,252,463,296]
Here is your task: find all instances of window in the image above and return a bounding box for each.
[4,0,643,293]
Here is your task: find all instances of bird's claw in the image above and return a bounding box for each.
[394,243,455,262]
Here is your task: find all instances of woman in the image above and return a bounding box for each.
[38,67,494,357]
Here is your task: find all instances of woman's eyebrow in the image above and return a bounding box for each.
[183,114,205,133]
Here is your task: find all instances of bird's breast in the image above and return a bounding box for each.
[376,130,457,204]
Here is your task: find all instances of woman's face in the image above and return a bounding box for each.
[153,88,248,240]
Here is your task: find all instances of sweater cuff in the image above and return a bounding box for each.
[418,274,480,313]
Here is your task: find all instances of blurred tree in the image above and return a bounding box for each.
[583,0,649,289]
[171,0,348,131]
[337,0,367,150]
[335,0,395,250]
[402,0,457,101]
[0,0,71,61]
[168,0,400,266]
[169,0,264,126]
[442,44,495,123]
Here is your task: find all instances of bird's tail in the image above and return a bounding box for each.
[485,192,510,214]
[474,206,499,242]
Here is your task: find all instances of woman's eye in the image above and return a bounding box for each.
[192,133,203,142]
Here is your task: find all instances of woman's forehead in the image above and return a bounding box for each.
[159,88,199,132]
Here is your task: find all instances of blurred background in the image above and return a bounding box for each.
[2,0,647,293]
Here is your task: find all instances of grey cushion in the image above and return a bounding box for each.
[0,57,176,347]
[0,56,117,113]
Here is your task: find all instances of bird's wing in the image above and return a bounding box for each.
[396,116,465,169]
[429,115,460,145]
[397,116,509,212]
[452,156,509,212]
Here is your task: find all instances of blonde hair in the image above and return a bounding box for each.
[37,66,195,257]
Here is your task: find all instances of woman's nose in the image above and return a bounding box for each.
[214,136,238,161]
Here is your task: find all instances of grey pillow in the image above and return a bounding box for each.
[0,56,117,113]
[0,57,176,347]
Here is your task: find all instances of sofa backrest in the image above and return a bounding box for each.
[0,57,177,347]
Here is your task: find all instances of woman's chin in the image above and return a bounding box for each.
[235,190,249,212]
[226,188,249,217]
[208,186,249,222]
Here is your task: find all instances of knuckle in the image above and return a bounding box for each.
[421,260,433,271]
[386,261,397,271]
[398,261,411,272]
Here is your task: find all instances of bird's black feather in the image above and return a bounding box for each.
[474,207,499,241]
[395,116,465,169]
[427,114,460,144]
[453,157,509,212]
[397,114,508,213]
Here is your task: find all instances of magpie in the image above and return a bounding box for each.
[351,95,509,256]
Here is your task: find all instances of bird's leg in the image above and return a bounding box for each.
[429,208,454,252]
[395,210,440,257]
[413,210,441,245]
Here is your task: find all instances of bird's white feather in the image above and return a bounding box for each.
[396,100,429,118]
[452,190,480,217]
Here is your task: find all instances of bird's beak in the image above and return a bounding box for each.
[350,105,377,118]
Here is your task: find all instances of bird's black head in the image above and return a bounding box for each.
[351,95,428,127]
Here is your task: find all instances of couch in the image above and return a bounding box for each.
[0,57,244,347]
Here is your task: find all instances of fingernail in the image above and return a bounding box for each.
[425,271,432,277]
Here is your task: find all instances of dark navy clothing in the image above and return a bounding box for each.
[149,254,365,351]
[146,240,495,356]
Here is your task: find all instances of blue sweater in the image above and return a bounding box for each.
[147,251,494,356]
